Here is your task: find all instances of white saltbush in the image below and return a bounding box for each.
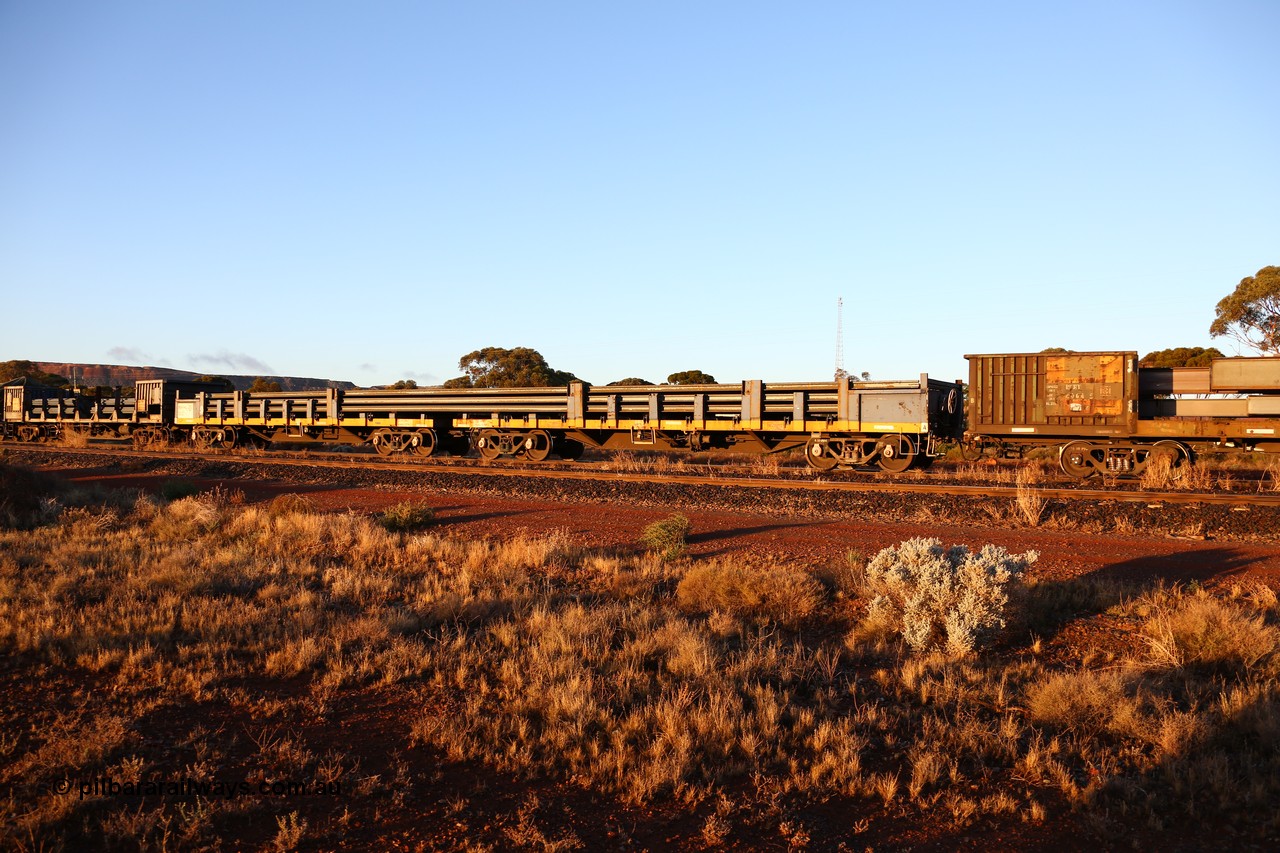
[864,538,1037,655]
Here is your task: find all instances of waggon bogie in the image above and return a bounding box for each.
[191,426,239,450]
[370,428,438,457]
[131,426,184,448]
[1055,439,1193,480]
[14,424,57,443]
[468,427,557,461]
[474,429,506,460]
[804,432,935,472]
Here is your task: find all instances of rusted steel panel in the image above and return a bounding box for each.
[1210,358,1280,393]
[967,353,1044,427]
[966,352,1137,434]
[1043,353,1126,418]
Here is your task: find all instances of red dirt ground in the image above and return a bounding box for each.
[12,458,1280,851]
[56,464,1280,592]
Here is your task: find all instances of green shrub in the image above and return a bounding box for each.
[378,501,436,532]
[639,513,691,560]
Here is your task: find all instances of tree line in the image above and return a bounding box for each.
[435,347,717,389]
[4,266,1277,389]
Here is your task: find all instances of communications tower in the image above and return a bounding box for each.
[834,297,848,381]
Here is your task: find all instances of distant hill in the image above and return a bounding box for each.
[30,362,357,391]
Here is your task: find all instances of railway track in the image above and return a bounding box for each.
[11,443,1280,508]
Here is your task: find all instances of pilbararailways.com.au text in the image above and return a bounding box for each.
[58,777,342,801]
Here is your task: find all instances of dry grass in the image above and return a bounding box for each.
[606,451,692,475]
[3,465,1280,848]
[1138,453,1178,490]
[1263,458,1280,492]
[0,463,63,528]
[1014,466,1047,526]
[952,457,1054,487]
[1136,589,1280,673]
[55,428,90,448]
[676,558,825,628]
[605,449,806,476]
[1174,460,1215,491]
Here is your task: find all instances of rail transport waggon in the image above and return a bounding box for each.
[964,351,1280,477]
[3,374,964,473]
[7,350,1280,478]
[2,379,227,445]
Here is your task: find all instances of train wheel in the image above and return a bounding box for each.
[1146,440,1189,479]
[876,434,915,473]
[476,430,502,460]
[412,429,437,457]
[1059,441,1098,479]
[371,429,397,457]
[520,430,553,462]
[805,439,839,471]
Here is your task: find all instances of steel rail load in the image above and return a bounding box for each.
[157,374,963,472]
[964,351,1280,478]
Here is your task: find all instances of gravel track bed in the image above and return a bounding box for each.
[11,448,1280,543]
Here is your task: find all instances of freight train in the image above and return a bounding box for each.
[4,350,1280,478]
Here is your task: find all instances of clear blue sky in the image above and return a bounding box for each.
[2,1,1277,386]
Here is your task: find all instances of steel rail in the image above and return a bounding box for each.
[11,444,1280,508]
